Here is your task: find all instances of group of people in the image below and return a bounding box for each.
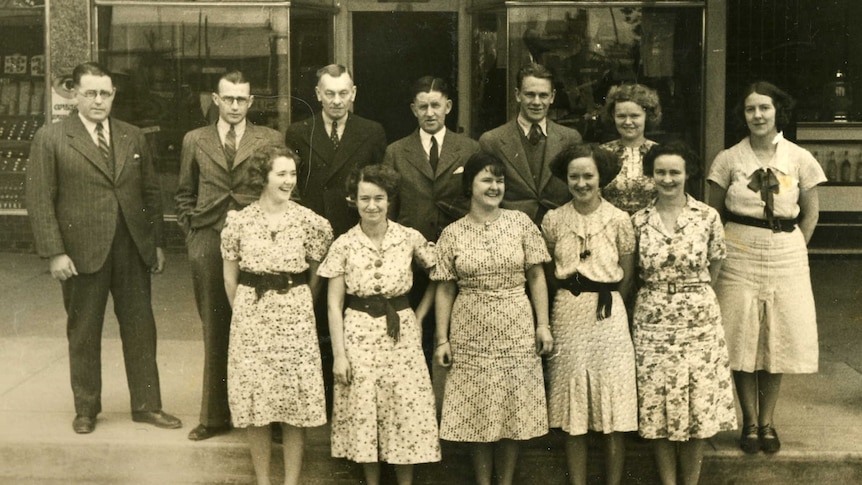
[25,59,823,485]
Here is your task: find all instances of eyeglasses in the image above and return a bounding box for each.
[217,95,251,106]
[78,89,116,100]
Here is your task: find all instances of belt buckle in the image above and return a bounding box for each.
[770,219,782,233]
[667,282,677,294]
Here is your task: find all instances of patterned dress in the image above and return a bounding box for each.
[431,209,550,442]
[317,221,441,464]
[541,200,638,435]
[601,139,658,214]
[631,196,737,441]
[220,202,332,428]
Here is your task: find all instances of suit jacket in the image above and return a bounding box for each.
[384,130,480,241]
[479,119,582,223]
[175,122,283,233]
[26,113,164,274]
[285,112,386,236]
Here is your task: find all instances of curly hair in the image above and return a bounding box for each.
[734,81,795,133]
[550,143,621,189]
[245,145,298,194]
[603,83,663,130]
[461,151,506,198]
[642,141,701,180]
[346,164,401,202]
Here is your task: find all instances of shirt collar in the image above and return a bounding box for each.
[419,127,446,152]
[742,132,791,176]
[350,220,410,252]
[78,113,108,139]
[516,114,547,137]
[641,194,699,233]
[321,111,348,129]
[217,118,246,139]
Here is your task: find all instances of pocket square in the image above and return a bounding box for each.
[133,154,141,160]
[453,166,464,174]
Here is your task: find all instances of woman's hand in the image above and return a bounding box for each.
[333,355,352,386]
[434,341,452,368]
[535,325,554,355]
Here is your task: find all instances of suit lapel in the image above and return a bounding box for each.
[331,113,363,175]
[307,115,336,174]
[437,132,465,178]
[501,121,536,193]
[111,120,132,180]
[539,121,565,192]
[67,116,113,181]
[405,131,434,180]
[234,124,260,170]
[199,125,229,171]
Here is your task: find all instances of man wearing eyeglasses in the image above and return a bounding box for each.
[285,64,387,237]
[26,62,181,434]
[175,70,282,441]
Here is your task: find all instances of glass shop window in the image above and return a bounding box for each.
[95,3,332,215]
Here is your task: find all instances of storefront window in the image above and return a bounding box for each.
[473,4,704,150]
[95,1,333,215]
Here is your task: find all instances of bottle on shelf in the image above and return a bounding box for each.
[840,150,852,183]
[825,150,838,182]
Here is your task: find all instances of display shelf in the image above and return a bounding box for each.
[797,123,862,254]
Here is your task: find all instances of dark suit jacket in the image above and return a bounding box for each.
[384,130,479,241]
[26,113,164,274]
[175,123,283,233]
[285,112,386,236]
[479,119,582,223]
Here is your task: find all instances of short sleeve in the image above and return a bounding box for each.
[410,229,437,270]
[540,210,558,254]
[521,213,551,267]
[615,214,636,255]
[317,236,347,279]
[220,210,241,261]
[797,150,828,190]
[707,150,732,189]
[706,208,727,261]
[303,213,334,262]
[430,227,457,281]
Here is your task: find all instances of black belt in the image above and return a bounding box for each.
[347,294,411,342]
[726,212,797,233]
[238,271,308,301]
[558,273,617,321]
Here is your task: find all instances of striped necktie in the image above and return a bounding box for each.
[95,122,111,160]
[224,124,237,169]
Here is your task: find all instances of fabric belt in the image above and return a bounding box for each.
[347,294,411,342]
[645,281,708,295]
[238,271,308,301]
[558,273,617,321]
[726,212,797,233]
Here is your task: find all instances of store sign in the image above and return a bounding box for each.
[51,74,77,122]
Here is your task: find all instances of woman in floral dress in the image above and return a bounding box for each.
[221,145,333,485]
[318,164,440,485]
[541,143,637,485]
[433,151,553,485]
[632,142,736,485]
[600,83,662,214]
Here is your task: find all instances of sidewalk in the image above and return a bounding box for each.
[1,252,861,484]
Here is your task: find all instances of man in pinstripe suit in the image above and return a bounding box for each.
[26,62,181,434]
[176,70,283,441]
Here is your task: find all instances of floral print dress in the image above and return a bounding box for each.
[220,202,333,428]
[431,209,551,442]
[317,221,441,464]
[631,196,736,440]
[601,139,658,214]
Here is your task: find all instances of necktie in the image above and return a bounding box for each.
[747,167,780,224]
[224,124,237,169]
[95,122,111,160]
[429,135,439,172]
[528,123,543,145]
[331,120,340,150]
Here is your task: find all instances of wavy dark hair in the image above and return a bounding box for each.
[550,143,621,189]
[246,145,298,194]
[734,81,796,133]
[643,141,701,180]
[602,83,662,130]
[461,151,506,198]
[346,163,401,202]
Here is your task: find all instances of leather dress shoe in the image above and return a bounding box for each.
[759,425,781,453]
[740,424,759,454]
[131,410,182,429]
[187,423,231,441]
[73,415,95,434]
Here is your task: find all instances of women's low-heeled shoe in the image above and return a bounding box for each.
[740,424,760,454]
[759,425,781,453]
